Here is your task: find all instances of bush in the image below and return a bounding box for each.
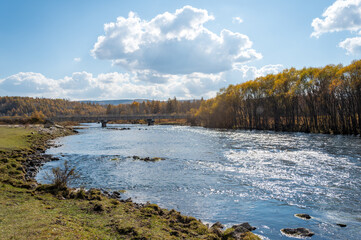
[46,161,79,190]
[29,110,46,124]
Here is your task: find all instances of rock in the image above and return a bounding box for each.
[108,127,131,131]
[132,156,166,162]
[102,190,109,195]
[125,197,132,202]
[151,157,165,161]
[210,227,223,237]
[110,191,121,199]
[57,195,66,200]
[93,203,104,212]
[211,221,224,229]
[295,213,312,220]
[232,226,249,234]
[232,222,256,231]
[113,191,121,196]
[28,167,36,172]
[44,120,55,128]
[281,228,314,238]
[223,223,258,240]
[29,183,38,189]
[210,222,224,237]
[336,223,347,227]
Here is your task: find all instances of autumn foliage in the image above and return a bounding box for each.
[104,98,201,115]
[0,97,105,117]
[195,60,361,135]
[0,96,201,121]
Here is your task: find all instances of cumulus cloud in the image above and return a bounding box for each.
[339,36,361,54]
[0,6,283,100]
[73,57,81,62]
[221,64,284,85]
[0,64,283,100]
[91,6,261,75]
[234,64,284,79]
[311,0,361,54]
[232,17,243,24]
[0,72,60,97]
[311,0,361,38]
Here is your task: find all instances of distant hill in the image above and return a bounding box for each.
[79,99,150,105]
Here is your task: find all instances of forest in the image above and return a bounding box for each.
[0,96,200,121]
[0,97,105,118]
[103,98,201,116]
[195,60,361,135]
[1,60,360,135]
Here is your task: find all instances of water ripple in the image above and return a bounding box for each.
[36,123,361,240]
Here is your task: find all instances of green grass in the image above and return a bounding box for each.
[0,126,33,151]
[0,183,220,239]
[0,125,261,240]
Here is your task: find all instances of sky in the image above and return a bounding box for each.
[0,0,360,100]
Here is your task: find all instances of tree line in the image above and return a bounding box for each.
[0,97,105,117]
[0,96,201,119]
[195,60,361,135]
[104,98,201,115]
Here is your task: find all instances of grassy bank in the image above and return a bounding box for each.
[0,126,33,151]
[0,125,260,240]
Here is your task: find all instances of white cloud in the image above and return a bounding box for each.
[221,64,284,86]
[91,6,261,75]
[234,64,284,80]
[339,36,361,54]
[232,17,243,24]
[311,0,361,38]
[0,65,283,100]
[0,6,283,100]
[0,72,61,97]
[73,57,81,62]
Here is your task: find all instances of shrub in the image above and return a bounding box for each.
[29,110,46,124]
[46,161,79,190]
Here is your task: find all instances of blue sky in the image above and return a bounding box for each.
[0,0,360,100]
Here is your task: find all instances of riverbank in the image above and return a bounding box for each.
[0,125,260,240]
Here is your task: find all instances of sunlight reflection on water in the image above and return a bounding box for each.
[37,123,361,239]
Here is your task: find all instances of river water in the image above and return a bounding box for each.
[36,123,361,239]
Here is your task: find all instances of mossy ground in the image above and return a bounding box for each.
[0,126,260,240]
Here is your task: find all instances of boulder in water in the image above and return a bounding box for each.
[294,213,312,220]
[281,227,314,238]
[336,223,347,227]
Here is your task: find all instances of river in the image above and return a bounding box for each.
[36,123,361,239]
